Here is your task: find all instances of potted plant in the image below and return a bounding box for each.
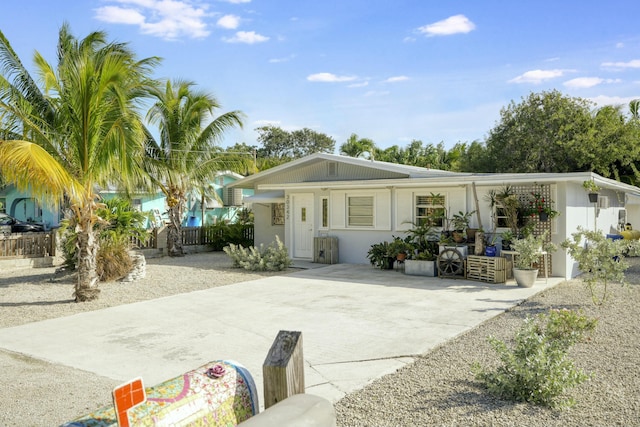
[404,246,438,276]
[367,241,395,270]
[583,179,600,203]
[501,230,515,251]
[511,232,557,287]
[389,236,414,261]
[450,210,475,243]
[527,188,559,222]
[485,233,498,257]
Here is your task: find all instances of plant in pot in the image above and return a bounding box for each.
[485,233,499,257]
[367,241,395,270]
[389,236,414,262]
[527,188,559,222]
[451,210,475,243]
[511,232,557,287]
[582,179,600,203]
[500,230,515,251]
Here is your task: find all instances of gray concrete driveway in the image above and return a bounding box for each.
[0,264,561,407]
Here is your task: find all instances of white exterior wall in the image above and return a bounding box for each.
[253,203,285,248]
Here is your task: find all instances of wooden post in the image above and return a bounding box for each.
[263,330,304,409]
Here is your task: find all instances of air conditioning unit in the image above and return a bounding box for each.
[598,195,610,209]
[223,188,243,206]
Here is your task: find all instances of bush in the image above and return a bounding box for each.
[561,227,640,304]
[473,309,596,408]
[223,235,292,271]
[206,222,254,251]
[96,236,133,281]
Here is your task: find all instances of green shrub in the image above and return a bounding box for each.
[58,197,148,276]
[223,235,292,271]
[473,309,596,408]
[96,236,133,281]
[561,227,640,304]
[206,222,254,250]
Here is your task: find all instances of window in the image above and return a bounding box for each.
[495,205,508,228]
[0,198,5,214]
[415,194,446,227]
[272,203,285,225]
[348,196,374,226]
[321,197,329,228]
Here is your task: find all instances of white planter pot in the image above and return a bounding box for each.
[513,268,538,288]
[404,259,437,277]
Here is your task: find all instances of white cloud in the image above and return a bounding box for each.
[223,31,269,44]
[364,90,391,97]
[384,76,409,83]
[221,0,251,3]
[307,73,357,83]
[509,69,567,84]
[417,14,475,36]
[564,77,622,88]
[95,0,211,40]
[217,14,240,29]
[269,54,295,63]
[616,42,624,49]
[601,59,640,70]
[589,95,640,107]
[95,6,146,24]
[348,81,369,88]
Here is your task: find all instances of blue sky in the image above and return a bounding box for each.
[2,0,640,150]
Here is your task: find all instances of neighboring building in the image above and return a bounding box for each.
[0,185,61,230]
[184,171,254,226]
[230,153,640,279]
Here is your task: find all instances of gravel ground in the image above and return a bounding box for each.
[1,253,639,426]
[335,260,640,427]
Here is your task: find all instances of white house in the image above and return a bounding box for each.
[230,153,640,279]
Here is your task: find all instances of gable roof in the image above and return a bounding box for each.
[230,153,457,188]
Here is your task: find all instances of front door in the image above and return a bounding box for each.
[292,193,314,259]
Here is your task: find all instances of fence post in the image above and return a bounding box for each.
[262,330,304,409]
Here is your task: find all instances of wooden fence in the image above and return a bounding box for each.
[0,231,56,258]
[181,225,254,246]
[0,225,254,258]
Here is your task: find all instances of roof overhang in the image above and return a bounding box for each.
[243,190,285,204]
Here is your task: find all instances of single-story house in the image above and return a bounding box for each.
[230,153,640,279]
[0,185,61,230]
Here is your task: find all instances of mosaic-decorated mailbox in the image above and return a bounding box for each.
[62,360,258,427]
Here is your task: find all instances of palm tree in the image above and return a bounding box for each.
[144,80,246,256]
[339,133,375,159]
[0,24,158,301]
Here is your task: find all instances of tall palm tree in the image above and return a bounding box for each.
[0,24,158,301]
[144,80,246,256]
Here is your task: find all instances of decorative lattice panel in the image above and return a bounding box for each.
[510,184,553,275]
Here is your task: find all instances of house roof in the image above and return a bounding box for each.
[229,152,457,188]
[230,152,640,197]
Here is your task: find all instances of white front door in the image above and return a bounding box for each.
[292,193,314,259]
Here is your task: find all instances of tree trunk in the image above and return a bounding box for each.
[75,210,100,302]
[167,188,184,257]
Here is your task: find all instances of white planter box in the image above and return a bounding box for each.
[404,259,437,277]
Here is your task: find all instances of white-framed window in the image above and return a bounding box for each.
[495,204,508,228]
[272,203,285,225]
[320,197,329,229]
[415,194,446,227]
[348,196,374,227]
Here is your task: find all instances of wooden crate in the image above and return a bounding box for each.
[466,255,507,283]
